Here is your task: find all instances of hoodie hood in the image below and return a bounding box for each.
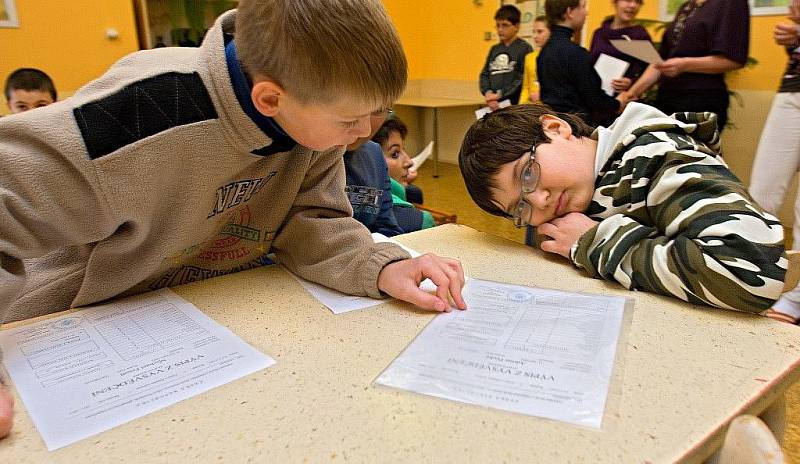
[593,102,721,171]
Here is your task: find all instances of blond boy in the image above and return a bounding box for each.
[0,0,466,438]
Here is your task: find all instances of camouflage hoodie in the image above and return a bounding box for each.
[573,103,786,313]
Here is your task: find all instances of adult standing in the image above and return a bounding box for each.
[624,0,750,131]
[749,0,800,324]
[589,0,652,94]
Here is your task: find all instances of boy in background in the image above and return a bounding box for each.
[373,117,435,233]
[4,68,57,114]
[538,0,626,125]
[0,0,466,438]
[344,110,404,237]
[459,102,786,314]
[480,4,533,109]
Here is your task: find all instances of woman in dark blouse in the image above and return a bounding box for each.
[624,0,750,130]
[589,0,652,95]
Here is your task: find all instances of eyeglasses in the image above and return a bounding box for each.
[510,146,540,228]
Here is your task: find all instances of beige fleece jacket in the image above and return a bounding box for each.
[0,11,410,322]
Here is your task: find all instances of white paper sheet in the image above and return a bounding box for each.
[410,141,434,171]
[594,53,630,96]
[610,39,663,64]
[475,98,512,120]
[286,233,439,314]
[0,289,275,450]
[375,279,629,428]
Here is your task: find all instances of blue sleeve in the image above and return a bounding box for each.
[373,147,404,237]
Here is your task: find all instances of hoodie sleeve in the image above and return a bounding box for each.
[272,149,410,299]
[0,109,120,320]
[572,134,786,313]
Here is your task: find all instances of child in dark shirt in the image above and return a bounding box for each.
[538,0,628,125]
[479,5,533,108]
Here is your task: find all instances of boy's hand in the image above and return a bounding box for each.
[378,254,467,312]
[0,385,13,439]
[537,213,598,258]
[484,90,499,102]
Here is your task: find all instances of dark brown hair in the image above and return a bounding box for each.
[459,103,593,218]
[495,5,522,25]
[372,116,408,148]
[4,68,57,101]
[545,0,581,25]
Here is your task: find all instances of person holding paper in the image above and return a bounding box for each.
[623,0,749,131]
[749,0,800,325]
[458,102,786,315]
[589,0,652,94]
[479,5,533,109]
[538,0,628,126]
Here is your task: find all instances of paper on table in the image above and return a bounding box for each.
[594,53,630,96]
[286,233,440,314]
[610,39,663,64]
[410,141,434,171]
[475,98,512,120]
[0,289,274,450]
[375,279,630,428]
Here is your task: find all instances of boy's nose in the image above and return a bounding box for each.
[352,117,371,138]
[528,189,548,210]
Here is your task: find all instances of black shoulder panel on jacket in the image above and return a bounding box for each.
[73,72,218,159]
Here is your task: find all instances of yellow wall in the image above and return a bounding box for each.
[383,0,496,81]
[0,0,139,113]
[385,0,789,92]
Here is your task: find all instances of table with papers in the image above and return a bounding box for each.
[3,224,800,463]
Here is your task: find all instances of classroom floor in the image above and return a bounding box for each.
[413,161,800,463]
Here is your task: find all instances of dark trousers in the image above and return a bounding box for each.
[655,88,730,132]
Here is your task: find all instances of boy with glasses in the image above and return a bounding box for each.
[479,5,533,109]
[459,102,787,315]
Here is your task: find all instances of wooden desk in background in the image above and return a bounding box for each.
[395,96,484,177]
[3,224,799,463]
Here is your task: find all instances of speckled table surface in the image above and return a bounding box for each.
[3,224,799,463]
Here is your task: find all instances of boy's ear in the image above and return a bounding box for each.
[539,115,572,139]
[250,79,284,117]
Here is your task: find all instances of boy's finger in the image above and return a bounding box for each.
[0,386,14,439]
[537,222,557,237]
[405,285,449,312]
[439,262,467,310]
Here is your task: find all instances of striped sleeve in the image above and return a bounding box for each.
[574,143,786,313]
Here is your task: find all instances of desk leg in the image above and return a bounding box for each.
[433,107,439,178]
[760,392,786,443]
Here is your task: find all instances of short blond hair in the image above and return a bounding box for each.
[236,0,407,108]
